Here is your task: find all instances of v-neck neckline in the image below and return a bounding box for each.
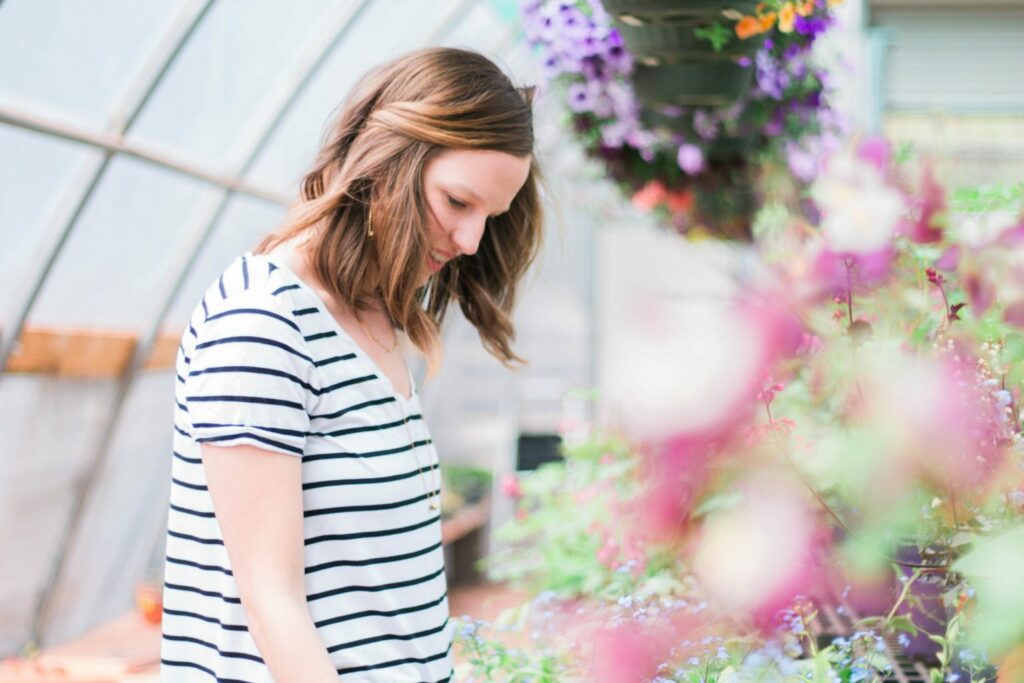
[248,250,416,407]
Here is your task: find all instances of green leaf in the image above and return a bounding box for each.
[888,615,919,636]
[694,22,733,52]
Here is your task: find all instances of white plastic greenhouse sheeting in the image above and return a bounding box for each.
[0,0,604,656]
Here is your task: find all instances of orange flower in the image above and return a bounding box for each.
[758,11,777,31]
[666,188,695,214]
[735,15,762,39]
[631,180,667,212]
[827,0,844,5]
[796,0,815,16]
[778,3,796,32]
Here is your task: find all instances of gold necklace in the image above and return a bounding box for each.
[354,311,438,511]
[398,397,440,511]
[355,312,397,353]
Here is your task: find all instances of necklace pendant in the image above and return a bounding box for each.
[429,500,438,510]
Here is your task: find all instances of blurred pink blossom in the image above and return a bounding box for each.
[811,139,905,256]
[500,472,523,499]
[692,471,827,627]
[900,162,946,244]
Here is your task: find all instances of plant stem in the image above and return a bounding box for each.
[845,258,855,326]
[759,388,948,571]
[884,568,922,623]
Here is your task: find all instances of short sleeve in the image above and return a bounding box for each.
[183,288,314,457]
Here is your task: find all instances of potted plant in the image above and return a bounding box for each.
[519,0,841,239]
[455,129,1024,680]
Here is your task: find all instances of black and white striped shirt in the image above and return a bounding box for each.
[159,250,453,682]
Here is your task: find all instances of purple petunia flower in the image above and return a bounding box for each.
[693,109,719,140]
[677,143,705,174]
[785,141,819,182]
[755,49,791,100]
[566,82,595,113]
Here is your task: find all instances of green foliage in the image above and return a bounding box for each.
[952,182,1024,213]
[441,463,492,502]
[694,23,733,52]
[453,615,572,682]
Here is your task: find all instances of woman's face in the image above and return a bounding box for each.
[419,148,531,284]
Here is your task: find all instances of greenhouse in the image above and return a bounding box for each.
[1,0,1023,681]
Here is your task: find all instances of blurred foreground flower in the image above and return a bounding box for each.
[500,472,524,499]
[692,471,826,626]
[856,344,1012,497]
[811,137,904,256]
[606,287,803,443]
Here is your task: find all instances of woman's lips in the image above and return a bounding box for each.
[427,252,445,273]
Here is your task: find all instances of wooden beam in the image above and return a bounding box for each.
[3,326,182,376]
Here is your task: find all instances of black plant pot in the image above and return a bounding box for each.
[615,21,764,65]
[894,545,954,665]
[632,60,753,107]
[601,0,760,24]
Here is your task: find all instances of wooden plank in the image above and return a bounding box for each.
[3,327,182,376]
[442,495,492,546]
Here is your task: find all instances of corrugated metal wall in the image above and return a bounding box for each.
[873,4,1024,111]
[870,1,1024,187]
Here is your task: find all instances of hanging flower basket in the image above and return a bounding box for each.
[520,0,842,240]
[632,60,754,107]
[615,20,764,65]
[600,0,760,24]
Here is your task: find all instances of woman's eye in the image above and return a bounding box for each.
[447,195,467,210]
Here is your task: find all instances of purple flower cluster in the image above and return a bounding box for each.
[520,0,844,186]
[755,49,791,100]
[520,0,682,167]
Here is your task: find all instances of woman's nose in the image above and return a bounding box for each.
[451,217,486,256]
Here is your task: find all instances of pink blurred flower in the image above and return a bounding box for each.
[607,284,803,442]
[586,614,699,683]
[812,140,905,256]
[1003,301,1024,327]
[900,162,946,244]
[936,245,961,271]
[596,534,619,568]
[810,247,894,299]
[692,471,827,627]
[500,472,523,499]
[965,272,996,317]
[856,135,891,171]
[859,349,1011,494]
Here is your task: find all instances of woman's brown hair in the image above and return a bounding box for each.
[253,46,543,379]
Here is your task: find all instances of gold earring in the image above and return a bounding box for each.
[367,204,374,238]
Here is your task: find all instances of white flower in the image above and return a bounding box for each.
[950,210,1018,249]
[811,149,904,254]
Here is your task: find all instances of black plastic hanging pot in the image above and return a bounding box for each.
[614,21,764,65]
[601,0,762,105]
[601,0,760,24]
[632,60,753,108]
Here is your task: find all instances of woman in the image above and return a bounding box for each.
[160,46,542,682]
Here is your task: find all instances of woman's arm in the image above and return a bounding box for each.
[201,442,340,682]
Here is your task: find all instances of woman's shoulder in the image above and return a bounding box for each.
[183,252,311,350]
[196,252,301,318]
